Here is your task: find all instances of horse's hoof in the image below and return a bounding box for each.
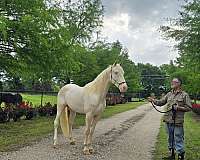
[83,149,91,155]
[53,145,58,149]
[70,141,76,145]
[89,148,94,154]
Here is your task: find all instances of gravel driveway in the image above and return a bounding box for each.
[0,103,162,160]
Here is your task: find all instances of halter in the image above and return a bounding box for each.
[110,66,126,87]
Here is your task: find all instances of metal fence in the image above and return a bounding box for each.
[0,90,146,107]
[0,90,58,107]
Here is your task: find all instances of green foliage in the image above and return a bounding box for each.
[160,60,200,96]
[0,0,103,84]
[70,44,100,86]
[137,63,167,96]
[160,61,184,90]
[160,0,200,95]
[91,41,141,92]
[122,59,142,92]
[0,0,141,93]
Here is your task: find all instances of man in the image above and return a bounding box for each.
[148,78,192,160]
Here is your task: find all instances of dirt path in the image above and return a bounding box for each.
[0,103,162,160]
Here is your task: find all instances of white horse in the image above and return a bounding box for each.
[53,63,128,154]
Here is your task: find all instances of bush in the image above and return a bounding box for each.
[192,104,200,115]
[0,109,9,123]
[0,101,56,123]
[38,102,57,117]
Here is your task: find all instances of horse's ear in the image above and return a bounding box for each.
[113,62,117,66]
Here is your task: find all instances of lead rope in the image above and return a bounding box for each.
[150,101,172,113]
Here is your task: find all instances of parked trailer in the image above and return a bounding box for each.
[106,93,126,106]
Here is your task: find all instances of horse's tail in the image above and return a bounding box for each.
[60,107,70,138]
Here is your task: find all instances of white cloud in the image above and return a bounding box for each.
[103,13,130,33]
[101,0,183,66]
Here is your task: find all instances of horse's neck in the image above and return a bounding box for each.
[85,67,111,98]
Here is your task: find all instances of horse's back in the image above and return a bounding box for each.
[58,84,85,113]
[58,84,81,94]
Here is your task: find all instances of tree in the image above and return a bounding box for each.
[0,0,103,90]
[160,0,200,99]
[70,45,100,86]
[161,62,200,102]
[137,63,167,96]
[91,41,141,92]
[160,60,178,89]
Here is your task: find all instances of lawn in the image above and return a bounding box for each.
[153,112,200,160]
[0,101,146,152]
[22,94,57,106]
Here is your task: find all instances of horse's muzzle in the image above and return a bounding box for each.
[119,82,128,93]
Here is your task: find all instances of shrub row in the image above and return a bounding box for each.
[0,102,57,123]
[192,104,200,115]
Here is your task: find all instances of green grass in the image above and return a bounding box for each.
[0,101,146,152]
[192,100,200,104]
[22,94,57,106]
[153,112,200,160]
[101,102,145,119]
[0,117,54,152]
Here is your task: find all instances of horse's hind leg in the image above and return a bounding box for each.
[83,112,93,155]
[53,101,65,146]
[68,110,76,145]
[88,114,101,153]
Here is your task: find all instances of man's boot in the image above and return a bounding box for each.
[178,152,185,160]
[162,148,175,160]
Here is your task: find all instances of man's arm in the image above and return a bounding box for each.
[177,94,192,112]
[148,93,168,106]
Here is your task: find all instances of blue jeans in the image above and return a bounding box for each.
[165,123,185,154]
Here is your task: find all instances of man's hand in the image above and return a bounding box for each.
[172,104,178,111]
[172,104,184,111]
[147,97,155,103]
[173,106,190,112]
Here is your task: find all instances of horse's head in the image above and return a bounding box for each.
[110,63,128,93]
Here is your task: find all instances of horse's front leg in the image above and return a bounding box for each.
[88,114,101,154]
[83,112,93,155]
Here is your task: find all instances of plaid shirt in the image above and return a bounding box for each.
[154,90,192,126]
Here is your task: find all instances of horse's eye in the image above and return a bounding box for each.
[115,72,118,74]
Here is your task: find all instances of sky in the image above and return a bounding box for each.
[101,0,183,66]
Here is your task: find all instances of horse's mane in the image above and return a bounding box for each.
[84,66,111,93]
